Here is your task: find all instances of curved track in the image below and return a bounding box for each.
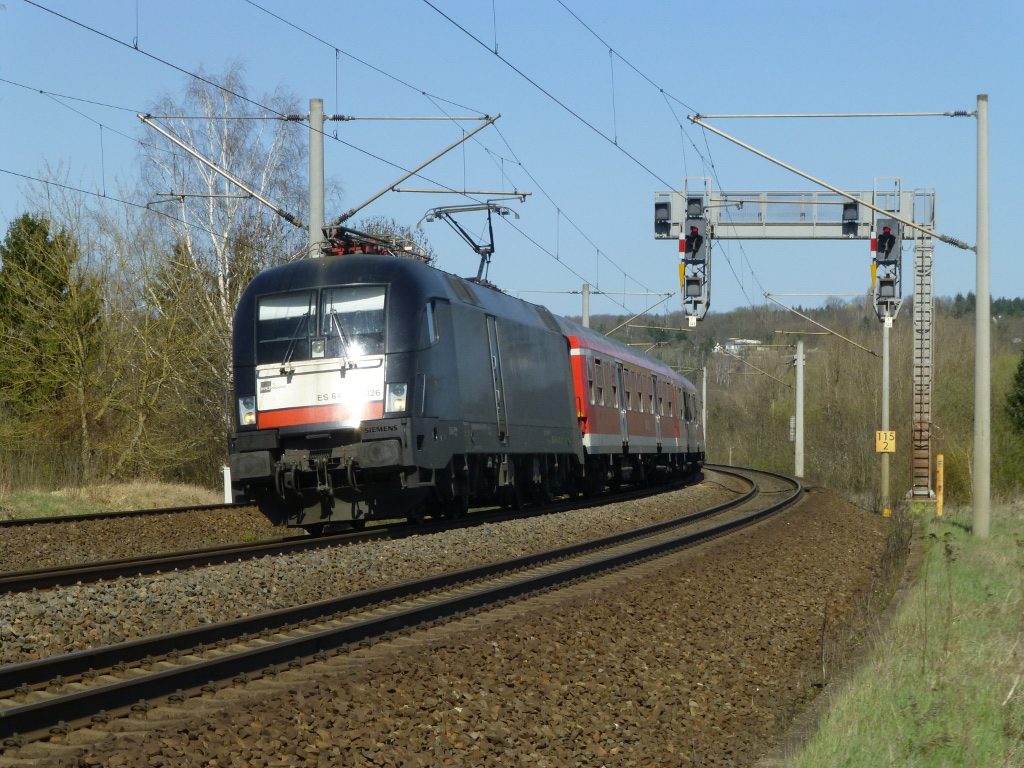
[0,467,798,747]
[0,479,701,594]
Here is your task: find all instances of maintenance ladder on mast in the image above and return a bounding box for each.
[912,239,935,498]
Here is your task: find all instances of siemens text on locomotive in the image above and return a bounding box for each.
[228,228,705,533]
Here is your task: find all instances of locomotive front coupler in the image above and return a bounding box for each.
[314,456,333,496]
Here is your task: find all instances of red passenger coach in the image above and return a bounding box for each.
[557,319,705,483]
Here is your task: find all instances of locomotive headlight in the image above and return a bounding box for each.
[386,382,408,413]
[238,396,257,426]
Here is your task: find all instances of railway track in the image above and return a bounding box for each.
[0,467,798,748]
[0,479,697,594]
[0,502,241,529]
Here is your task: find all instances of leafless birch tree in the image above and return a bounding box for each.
[138,63,308,384]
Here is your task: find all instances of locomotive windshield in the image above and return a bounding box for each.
[255,286,386,365]
[321,286,386,358]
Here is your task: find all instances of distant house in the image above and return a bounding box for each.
[716,338,765,355]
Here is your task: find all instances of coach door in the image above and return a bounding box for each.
[615,363,628,448]
[652,374,662,448]
[486,316,509,443]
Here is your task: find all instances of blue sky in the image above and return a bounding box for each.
[1,0,1020,322]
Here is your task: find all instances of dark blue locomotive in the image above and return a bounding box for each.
[229,229,704,532]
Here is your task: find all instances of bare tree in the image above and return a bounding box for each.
[139,63,308,382]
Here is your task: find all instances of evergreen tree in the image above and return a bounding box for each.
[0,213,91,413]
[1007,351,1024,435]
[0,211,104,481]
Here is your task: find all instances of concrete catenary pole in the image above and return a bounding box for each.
[309,98,325,258]
[702,364,708,446]
[881,321,890,511]
[974,94,990,537]
[582,283,591,328]
[795,339,805,477]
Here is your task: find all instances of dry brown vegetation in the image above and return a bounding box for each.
[590,294,1024,509]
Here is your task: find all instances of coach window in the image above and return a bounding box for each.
[587,356,596,405]
[595,359,605,406]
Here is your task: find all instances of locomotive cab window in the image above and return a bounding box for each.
[255,286,386,366]
[256,291,316,365]
[425,300,439,345]
[321,286,386,358]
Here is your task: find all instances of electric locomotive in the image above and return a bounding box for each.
[228,228,704,533]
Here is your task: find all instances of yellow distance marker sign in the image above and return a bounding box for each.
[875,430,896,453]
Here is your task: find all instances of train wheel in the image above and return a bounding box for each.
[500,485,522,511]
[533,484,553,507]
[406,503,427,525]
[447,496,468,520]
[565,473,581,500]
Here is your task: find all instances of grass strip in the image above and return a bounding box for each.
[790,503,1024,767]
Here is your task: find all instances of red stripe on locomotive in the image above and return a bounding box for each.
[258,401,384,429]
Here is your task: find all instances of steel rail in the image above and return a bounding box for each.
[0,478,700,593]
[0,503,243,529]
[0,469,794,744]
[0,533,332,594]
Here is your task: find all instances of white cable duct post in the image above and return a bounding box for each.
[138,114,304,229]
[222,466,232,504]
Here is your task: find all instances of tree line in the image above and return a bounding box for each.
[0,66,308,491]
[589,295,1024,509]
[0,66,433,495]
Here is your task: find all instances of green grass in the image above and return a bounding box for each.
[0,480,222,520]
[789,502,1024,767]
